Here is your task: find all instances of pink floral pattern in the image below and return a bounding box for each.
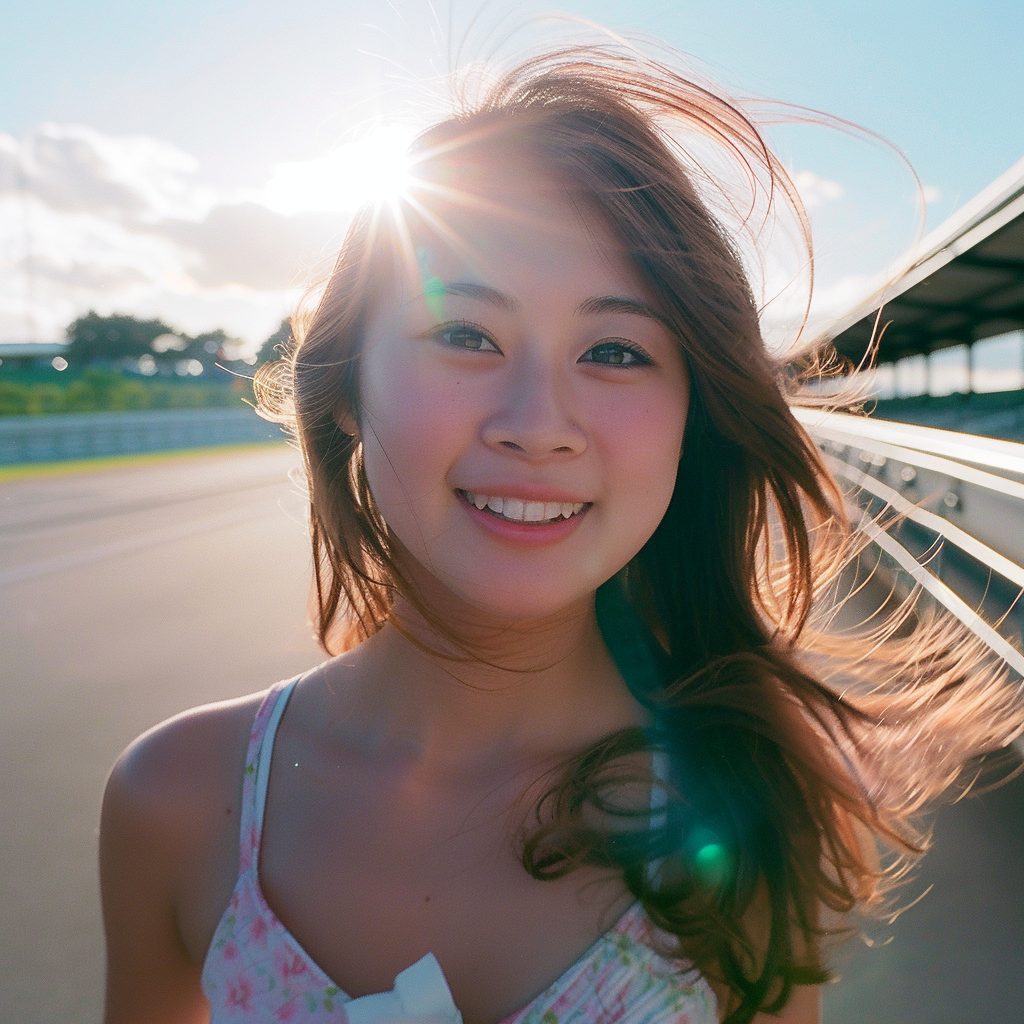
[201,681,717,1023]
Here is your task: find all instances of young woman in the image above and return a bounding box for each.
[99,46,1024,1024]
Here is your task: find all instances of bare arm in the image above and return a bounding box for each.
[100,746,209,1024]
[750,985,821,1024]
[99,695,257,1024]
[710,884,824,1024]
[710,981,821,1024]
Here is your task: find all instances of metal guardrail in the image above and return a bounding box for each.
[798,410,1024,480]
[0,407,286,465]
[793,407,1024,696]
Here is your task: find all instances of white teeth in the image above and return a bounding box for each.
[503,498,525,520]
[523,501,545,522]
[462,491,586,522]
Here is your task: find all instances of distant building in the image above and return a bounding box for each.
[0,342,69,371]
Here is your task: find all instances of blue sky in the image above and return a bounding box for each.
[1,0,1022,348]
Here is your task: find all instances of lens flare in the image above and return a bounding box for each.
[261,124,419,216]
[685,827,732,889]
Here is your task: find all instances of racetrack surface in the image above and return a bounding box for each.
[0,446,1021,1023]
[0,446,322,1024]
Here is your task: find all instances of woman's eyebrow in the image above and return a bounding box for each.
[410,284,665,324]
[575,295,665,323]
[432,281,520,310]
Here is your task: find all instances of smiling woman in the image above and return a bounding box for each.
[99,40,1024,1024]
[348,154,688,620]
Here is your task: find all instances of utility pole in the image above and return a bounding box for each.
[16,155,37,345]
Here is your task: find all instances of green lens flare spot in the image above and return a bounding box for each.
[417,246,446,322]
[424,277,446,322]
[695,843,726,870]
[685,828,730,889]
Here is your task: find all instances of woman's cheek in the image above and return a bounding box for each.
[361,359,425,476]
[363,341,441,446]
[360,352,479,532]
[595,388,685,511]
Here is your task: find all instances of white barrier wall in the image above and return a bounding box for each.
[0,408,287,464]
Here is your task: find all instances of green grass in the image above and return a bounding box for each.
[0,368,251,416]
[0,439,290,484]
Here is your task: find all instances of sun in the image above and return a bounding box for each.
[260,124,420,216]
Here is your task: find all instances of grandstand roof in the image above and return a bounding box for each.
[828,155,1024,365]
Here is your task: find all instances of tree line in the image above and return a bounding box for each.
[0,315,294,416]
[65,312,292,372]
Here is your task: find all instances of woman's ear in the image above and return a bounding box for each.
[334,401,360,438]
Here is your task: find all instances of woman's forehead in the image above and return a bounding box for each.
[399,160,639,300]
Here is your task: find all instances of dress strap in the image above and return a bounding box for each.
[237,677,299,872]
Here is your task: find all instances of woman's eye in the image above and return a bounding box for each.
[436,324,500,353]
[580,341,652,366]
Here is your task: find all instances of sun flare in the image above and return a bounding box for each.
[260,124,420,216]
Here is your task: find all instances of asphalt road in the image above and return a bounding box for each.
[0,446,1021,1023]
[0,446,322,1023]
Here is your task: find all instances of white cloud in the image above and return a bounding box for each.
[0,193,205,343]
[1,195,194,283]
[256,124,420,215]
[760,269,890,356]
[0,123,357,347]
[791,169,845,210]
[0,123,212,222]
[157,203,348,289]
[923,184,942,205]
[0,125,899,354]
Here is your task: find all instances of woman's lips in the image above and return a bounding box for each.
[455,489,591,544]
[457,489,588,524]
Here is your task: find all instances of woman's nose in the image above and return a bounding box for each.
[481,353,587,458]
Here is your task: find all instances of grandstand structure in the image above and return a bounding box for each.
[798,157,1024,757]
[827,154,1024,374]
[802,153,1024,1024]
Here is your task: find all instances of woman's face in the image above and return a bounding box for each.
[352,155,689,622]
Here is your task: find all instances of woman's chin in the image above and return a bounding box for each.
[422,577,596,631]
[387,544,604,631]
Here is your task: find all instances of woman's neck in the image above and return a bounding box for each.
[321,592,649,776]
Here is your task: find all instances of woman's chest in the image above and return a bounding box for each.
[254,764,633,1024]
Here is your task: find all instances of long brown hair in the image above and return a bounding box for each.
[257,45,1024,1022]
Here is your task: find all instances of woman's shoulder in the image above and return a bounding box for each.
[100,687,283,972]
[105,688,270,824]
[102,689,274,889]
[100,688,291,1012]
